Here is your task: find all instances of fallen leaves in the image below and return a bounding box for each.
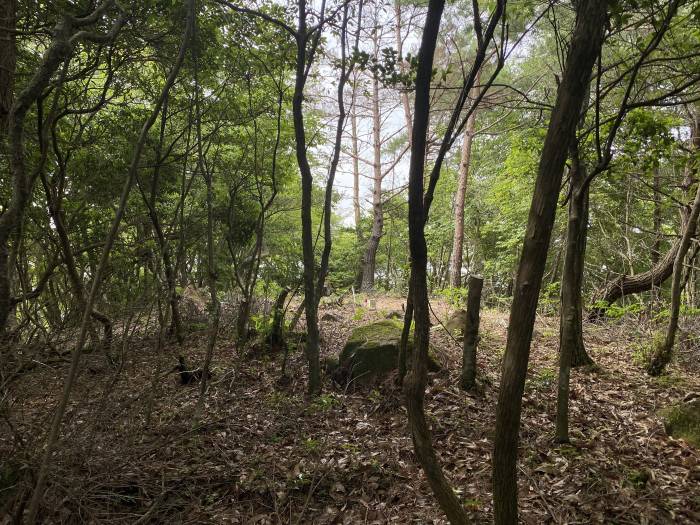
[1,299,699,523]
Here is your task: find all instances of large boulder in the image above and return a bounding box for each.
[662,397,700,447]
[337,320,440,385]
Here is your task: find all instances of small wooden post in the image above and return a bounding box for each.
[461,275,484,390]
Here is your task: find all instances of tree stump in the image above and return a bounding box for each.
[460,275,483,390]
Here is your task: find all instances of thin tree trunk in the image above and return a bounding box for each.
[315,2,355,307]
[0,0,15,132]
[556,144,594,443]
[460,275,483,390]
[395,0,416,383]
[448,76,479,287]
[196,14,220,404]
[360,25,384,292]
[294,0,321,395]
[25,3,187,520]
[0,10,87,335]
[394,0,412,146]
[139,93,184,344]
[404,1,468,522]
[351,86,364,291]
[492,2,608,522]
[41,174,113,349]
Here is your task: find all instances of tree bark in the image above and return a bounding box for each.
[360,25,384,291]
[294,0,321,395]
[492,2,608,523]
[460,275,483,390]
[139,93,184,344]
[350,84,364,291]
[0,0,15,132]
[648,181,700,375]
[404,1,468,522]
[394,0,412,147]
[448,75,479,288]
[556,143,594,443]
[559,143,594,370]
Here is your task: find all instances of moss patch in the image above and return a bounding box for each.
[338,320,439,385]
[662,398,700,447]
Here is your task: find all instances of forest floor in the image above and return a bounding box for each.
[2,295,700,524]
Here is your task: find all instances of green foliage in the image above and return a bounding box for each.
[437,287,468,309]
[527,367,557,390]
[662,400,700,448]
[631,331,664,367]
[309,394,341,413]
[592,301,645,319]
[352,307,366,321]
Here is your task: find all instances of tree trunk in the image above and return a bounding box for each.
[591,238,679,318]
[448,76,479,288]
[140,93,184,344]
[360,27,384,292]
[350,86,364,291]
[268,288,289,350]
[394,0,412,146]
[294,0,321,395]
[191,3,220,408]
[460,275,483,390]
[648,181,700,375]
[492,2,608,523]
[404,1,468,522]
[398,286,412,386]
[0,0,15,132]
[42,178,113,350]
[559,144,594,369]
[556,144,594,443]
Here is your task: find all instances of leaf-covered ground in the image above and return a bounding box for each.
[2,296,700,524]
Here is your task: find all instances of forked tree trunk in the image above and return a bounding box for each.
[460,275,483,390]
[492,2,608,523]
[448,76,479,288]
